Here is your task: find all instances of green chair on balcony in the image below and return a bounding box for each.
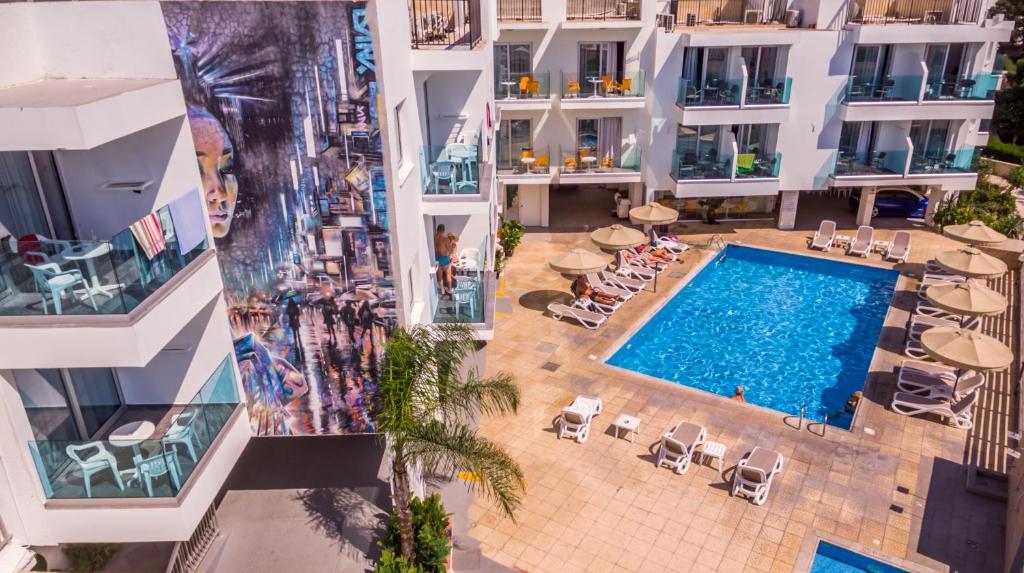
[736,153,757,175]
[430,161,457,194]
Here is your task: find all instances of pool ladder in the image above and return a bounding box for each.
[707,234,726,251]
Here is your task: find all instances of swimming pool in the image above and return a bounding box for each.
[607,245,898,429]
[811,541,909,572]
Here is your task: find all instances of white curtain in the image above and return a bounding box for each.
[598,118,622,163]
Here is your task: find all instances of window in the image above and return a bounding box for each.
[740,47,781,86]
[579,42,624,80]
[494,43,532,86]
[979,119,991,133]
[393,100,405,166]
[0,152,52,240]
[576,118,622,163]
[15,368,123,441]
[496,119,532,171]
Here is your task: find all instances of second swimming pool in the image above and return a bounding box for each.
[607,245,898,429]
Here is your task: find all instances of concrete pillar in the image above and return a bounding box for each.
[855,186,877,227]
[628,182,645,208]
[777,190,800,230]
[925,186,950,226]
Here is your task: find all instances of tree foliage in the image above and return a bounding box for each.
[932,171,1024,237]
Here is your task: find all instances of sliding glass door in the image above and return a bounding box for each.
[579,42,622,80]
[494,43,532,86]
[496,119,532,170]
[15,368,123,441]
[740,47,779,87]
[910,120,951,159]
[576,118,622,162]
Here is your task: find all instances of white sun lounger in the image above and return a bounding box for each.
[898,359,958,384]
[897,371,986,401]
[903,337,934,361]
[574,296,620,316]
[810,220,836,251]
[891,391,978,429]
[624,249,671,270]
[915,303,964,321]
[586,273,634,301]
[557,396,603,443]
[547,303,607,329]
[649,229,689,255]
[885,230,911,263]
[847,225,874,257]
[600,270,645,293]
[908,314,980,341]
[731,447,784,505]
[917,275,966,300]
[657,421,706,475]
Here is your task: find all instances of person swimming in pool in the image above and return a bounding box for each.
[434,224,453,296]
[731,386,746,402]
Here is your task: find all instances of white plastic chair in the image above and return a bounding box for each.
[132,451,182,497]
[452,277,478,319]
[66,442,125,498]
[24,262,97,315]
[162,411,200,463]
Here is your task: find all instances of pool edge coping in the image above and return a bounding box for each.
[794,529,943,573]
[600,242,905,434]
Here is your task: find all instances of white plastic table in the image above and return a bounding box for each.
[109,420,156,458]
[501,81,517,99]
[872,239,891,254]
[61,242,119,300]
[588,77,603,97]
[699,441,727,477]
[613,414,640,443]
[834,234,852,248]
[581,156,597,172]
[520,156,536,173]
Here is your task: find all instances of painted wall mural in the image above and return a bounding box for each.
[162,1,392,436]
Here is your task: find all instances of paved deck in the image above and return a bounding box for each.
[468,222,1014,572]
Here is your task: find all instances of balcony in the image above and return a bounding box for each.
[564,0,642,27]
[558,145,643,184]
[409,0,482,49]
[495,71,553,110]
[839,72,998,121]
[497,0,544,27]
[672,146,781,196]
[829,144,979,189]
[421,142,483,197]
[559,71,646,110]
[429,238,495,339]
[0,193,209,318]
[845,0,983,26]
[676,76,792,124]
[497,145,555,184]
[669,0,788,27]
[28,356,242,501]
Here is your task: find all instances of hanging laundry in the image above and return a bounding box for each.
[129,212,166,260]
[168,189,208,253]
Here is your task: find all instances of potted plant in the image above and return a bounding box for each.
[498,217,525,257]
[698,198,726,224]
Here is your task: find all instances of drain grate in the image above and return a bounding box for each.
[889,504,904,514]
[541,361,561,372]
[896,486,910,494]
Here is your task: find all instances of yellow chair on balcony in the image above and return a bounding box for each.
[518,76,533,97]
[563,156,578,172]
[602,75,622,95]
[566,80,581,97]
[619,77,633,95]
[534,155,549,171]
[528,79,540,96]
[600,154,614,169]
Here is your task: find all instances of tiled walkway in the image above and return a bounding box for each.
[467,222,1012,572]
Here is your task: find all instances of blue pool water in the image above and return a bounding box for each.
[811,541,909,572]
[607,245,897,429]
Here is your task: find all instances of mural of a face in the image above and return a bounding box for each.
[188,108,238,239]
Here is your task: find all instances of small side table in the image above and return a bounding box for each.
[872,239,891,254]
[613,414,640,443]
[834,234,851,249]
[501,81,516,99]
[699,441,727,477]
[520,156,536,173]
[581,156,597,172]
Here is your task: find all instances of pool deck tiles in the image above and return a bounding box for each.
[467,223,1015,573]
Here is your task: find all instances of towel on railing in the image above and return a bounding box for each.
[169,190,208,253]
[130,212,166,260]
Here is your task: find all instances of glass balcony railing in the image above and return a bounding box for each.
[560,70,645,98]
[421,139,483,195]
[924,74,1000,101]
[833,150,909,176]
[497,145,551,175]
[745,78,792,105]
[735,151,781,178]
[672,149,733,180]
[495,71,551,100]
[843,76,923,102]
[0,190,209,317]
[908,148,980,174]
[28,356,239,500]
[677,78,742,107]
[566,0,641,20]
[559,146,642,173]
[430,235,488,324]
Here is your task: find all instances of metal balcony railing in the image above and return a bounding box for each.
[670,0,787,25]
[409,0,482,49]
[845,0,983,25]
[497,0,542,21]
[566,0,642,20]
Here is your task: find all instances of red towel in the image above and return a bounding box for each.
[129,212,166,260]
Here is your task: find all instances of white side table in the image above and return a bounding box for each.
[699,441,727,477]
[613,414,640,443]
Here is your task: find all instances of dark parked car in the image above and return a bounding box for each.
[848,187,927,218]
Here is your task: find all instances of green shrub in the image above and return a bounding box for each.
[1009,165,1024,189]
[984,134,1024,165]
[931,180,1024,239]
[374,551,424,573]
[379,494,451,573]
[498,217,525,257]
[62,544,118,573]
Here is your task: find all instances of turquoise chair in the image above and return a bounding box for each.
[132,451,181,497]
[66,442,125,498]
[430,161,457,194]
[25,262,98,315]
[162,411,199,463]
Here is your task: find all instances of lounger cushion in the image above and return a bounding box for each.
[670,422,703,449]
[745,447,781,473]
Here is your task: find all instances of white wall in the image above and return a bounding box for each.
[55,116,203,240]
[0,5,42,88]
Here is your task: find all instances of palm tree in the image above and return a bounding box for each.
[374,323,524,561]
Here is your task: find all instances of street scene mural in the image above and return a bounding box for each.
[162,1,393,436]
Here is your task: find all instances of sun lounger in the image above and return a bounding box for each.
[615,252,657,281]
[885,231,911,263]
[649,229,689,255]
[586,273,634,301]
[891,391,978,429]
[624,249,670,271]
[903,337,934,361]
[557,396,603,443]
[656,422,706,475]
[898,371,985,401]
[898,359,958,383]
[908,314,980,342]
[847,225,874,257]
[600,270,645,293]
[810,220,836,252]
[731,447,784,505]
[574,295,620,316]
[917,275,966,300]
[547,303,607,329]
[915,303,963,321]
